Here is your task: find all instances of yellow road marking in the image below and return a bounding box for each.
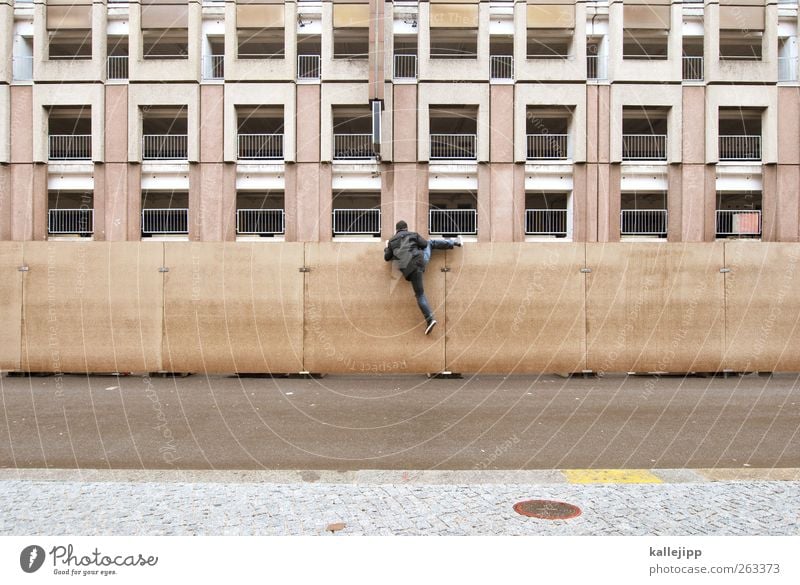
[563,469,663,484]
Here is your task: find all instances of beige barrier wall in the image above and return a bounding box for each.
[303,243,446,374]
[586,243,726,373]
[445,243,586,373]
[7,241,800,374]
[161,242,304,373]
[0,242,23,370]
[20,242,163,372]
[724,242,800,372]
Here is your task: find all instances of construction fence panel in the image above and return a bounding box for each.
[161,242,304,374]
[20,242,163,373]
[585,243,726,373]
[303,243,446,374]
[444,243,586,374]
[724,242,800,372]
[0,243,23,371]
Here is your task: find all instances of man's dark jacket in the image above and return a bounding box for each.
[384,229,429,280]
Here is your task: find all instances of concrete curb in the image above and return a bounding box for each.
[0,468,798,484]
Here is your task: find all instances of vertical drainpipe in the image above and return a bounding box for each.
[370,0,384,158]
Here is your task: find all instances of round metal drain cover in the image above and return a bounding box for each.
[513,499,582,520]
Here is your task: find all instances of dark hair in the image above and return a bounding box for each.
[395,220,408,231]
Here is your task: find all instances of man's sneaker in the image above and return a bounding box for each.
[453,235,463,247]
[425,319,437,335]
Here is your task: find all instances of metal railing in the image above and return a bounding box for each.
[48,209,93,235]
[525,209,567,236]
[333,134,374,160]
[12,56,34,81]
[429,134,477,160]
[236,209,285,235]
[778,57,798,82]
[141,208,189,235]
[586,54,607,80]
[332,208,381,235]
[526,134,569,160]
[622,134,667,161]
[620,209,668,236]
[107,56,128,80]
[203,54,224,80]
[48,134,92,160]
[429,209,477,235]
[682,56,703,81]
[393,54,417,79]
[142,134,188,160]
[718,135,761,161]
[297,54,321,80]
[490,55,513,80]
[237,133,284,160]
[716,210,762,237]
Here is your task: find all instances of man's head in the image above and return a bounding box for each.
[395,220,408,232]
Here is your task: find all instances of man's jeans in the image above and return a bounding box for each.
[412,239,456,322]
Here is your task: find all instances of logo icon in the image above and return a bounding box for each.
[20,545,46,573]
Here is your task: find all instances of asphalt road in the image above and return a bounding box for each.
[1,373,798,470]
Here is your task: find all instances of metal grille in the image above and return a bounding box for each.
[393,54,417,79]
[718,135,761,161]
[333,134,374,160]
[238,134,284,160]
[107,56,129,80]
[622,134,667,161]
[48,209,93,234]
[142,135,188,160]
[12,56,33,81]
[716,210,762,237]
[526,134,568,160]
[490,55,513,80]
[620,209,668,236]
[203,54,224,80]
[429,209,477,235]
[49,135,92,160]
[141,208,189,235]
[297,54,321,80]
[429,134,477,160]
[682,56,703,81]
[525,209,567,236]
[236,209,285,235]
[332,209,381,235]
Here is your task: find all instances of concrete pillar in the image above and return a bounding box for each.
[296,85,320,163]
[222,163,236,242]
[667,164,682,242]
[761,164,778,242]
[295,163,332,242]
[681,164,706,242]
[571,163,587,243]
[0,165,10,240]
[393,85,417,163]
[93,164,106,240]
[126,164,142,241]
[489,163,514,242]
[31,163,47,241]
[776,165,800,242]
[490,86,514,163]
[284,163,297,242]
[513,163,526,242]
[103,163,128,241]
[477,163,491,242]
[703,164,717,242]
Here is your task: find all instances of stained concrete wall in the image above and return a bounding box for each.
[445,243,586,374]
[161,242,304,374]
[304,243,445,374]
[19,242,163,373]
[3,242,800,375]
[0,242,22,370]
[724,243,800,372]
[586,243,726,373]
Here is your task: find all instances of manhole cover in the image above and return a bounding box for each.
[513,499,582,520]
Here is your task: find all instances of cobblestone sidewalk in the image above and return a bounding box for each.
[1,469,798,536]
